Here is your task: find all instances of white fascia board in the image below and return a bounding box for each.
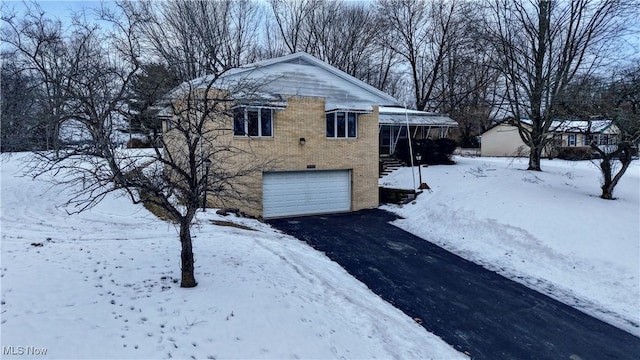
[379,106,441,116]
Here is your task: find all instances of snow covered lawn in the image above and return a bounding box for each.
[1,155,464,359]
[381,156,640,337]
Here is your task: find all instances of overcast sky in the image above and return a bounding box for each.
[4,0,638,67]
[3,0,111,22]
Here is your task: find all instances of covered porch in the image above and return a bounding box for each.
[378,107,458,156]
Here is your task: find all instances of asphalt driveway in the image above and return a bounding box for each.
[269,209,640,360]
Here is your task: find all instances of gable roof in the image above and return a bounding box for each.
[178,52,400,111]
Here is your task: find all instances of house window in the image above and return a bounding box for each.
[326,111,357,138]
[598,134,610,145]
[568,134,576,146]
[233,107,273,137]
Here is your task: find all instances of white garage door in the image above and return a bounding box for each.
[263,170,351,218]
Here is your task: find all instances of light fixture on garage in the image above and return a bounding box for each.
[299,137,306,145]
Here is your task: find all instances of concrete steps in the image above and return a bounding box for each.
[379,155,404,178]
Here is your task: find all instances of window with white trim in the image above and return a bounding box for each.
[568,134,576,146]
[233,107,273,137]
[326,111,357,138]
[598,134,610,145]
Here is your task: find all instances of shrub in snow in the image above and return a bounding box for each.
[556,147,593,160]
[395,138,456,165]
[126,138,151,149]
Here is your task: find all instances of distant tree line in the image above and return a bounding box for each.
[2,0,638,155]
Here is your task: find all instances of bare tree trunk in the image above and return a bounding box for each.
[600,158,615,199]
[179,219,197,288]
[596,144,634,200]
[528,144,543,171]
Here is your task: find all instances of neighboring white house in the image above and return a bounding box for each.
[551,120,621,154]
[480,119,621,157]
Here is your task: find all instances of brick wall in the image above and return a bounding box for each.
[205,96,379,218]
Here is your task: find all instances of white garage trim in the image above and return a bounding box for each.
[263,170,351,219]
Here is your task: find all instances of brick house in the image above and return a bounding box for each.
[164,52,454,218]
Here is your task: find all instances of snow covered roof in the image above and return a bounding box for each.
[174,52,400,111]
[378,107,458,127]
[520,119,615,133]
[553,120,613,133]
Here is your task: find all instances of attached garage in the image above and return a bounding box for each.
[262,170,351,219]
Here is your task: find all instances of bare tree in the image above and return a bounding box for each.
[560,64,639,199]
[484,0,635,171]
[1,2,71,153]
[596,63,640,200]
[260,10,288,59]
[364,43,409,101]
[426,4,502,145]
[269,0,318,54]
[3,2,265,287]
[377,0,470,111]
[134,0,263,81]
[0,54,43,152]
[451,72,502,147]
[131,77,268,287]
[268,0,404,95]
[609,63,640,140]
[590,130,635,200]
[305,2,380,79]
